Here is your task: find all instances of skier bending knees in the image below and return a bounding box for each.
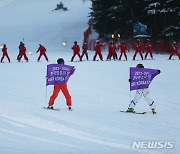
[127,63,161,114]
[128,88,156,113]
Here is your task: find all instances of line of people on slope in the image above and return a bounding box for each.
[1,42,49,63]
[1,39,179,63]
[71,39,180,62]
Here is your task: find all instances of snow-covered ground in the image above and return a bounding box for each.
[0,0,180,154]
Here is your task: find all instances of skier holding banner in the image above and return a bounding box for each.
[47,58,75,110]
[127,64,161,114]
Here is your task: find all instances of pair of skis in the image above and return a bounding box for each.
[43,107,73,111]
[120,110,146,114]
[44,107,145,114]
[44,107,147,114]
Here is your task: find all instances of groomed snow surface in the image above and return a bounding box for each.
[0,0,180,154]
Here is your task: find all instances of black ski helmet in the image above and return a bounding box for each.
[74,41,77,44]
[136,64,144,68]
[57,58,64,64]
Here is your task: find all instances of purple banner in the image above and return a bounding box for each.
[46,64,75,86]
[130,67,159,91]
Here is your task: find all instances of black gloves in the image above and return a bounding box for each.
[158,70,161,74]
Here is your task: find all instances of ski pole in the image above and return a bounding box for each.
[171,43,176,50]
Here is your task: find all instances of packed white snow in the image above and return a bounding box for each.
[0,0,180,154]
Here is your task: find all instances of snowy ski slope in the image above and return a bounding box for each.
[0,0,180,154]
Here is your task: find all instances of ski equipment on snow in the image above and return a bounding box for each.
[120,110,146,114]
[43,107,60,111]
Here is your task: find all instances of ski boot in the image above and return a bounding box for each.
[126,108,135,113]
[68,106,72,111]
[47,105,54,109]
[152,108,156,114]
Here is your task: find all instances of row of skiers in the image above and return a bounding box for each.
[71,39,180,62]
[1,40,179,63]
[1,42,48,63]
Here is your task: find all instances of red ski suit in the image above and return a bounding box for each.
[169,43,180,59]
[71,44,82,61]
[145,42,153,59]
[119,43,127,60]
[93,43,103,61]
[106,43,116,60]
[36,45,48,61]
[1,46,10,62]
[48,84,72,107]
[133,42,143,60]
[18,45,28,62]
[48,67,75,107]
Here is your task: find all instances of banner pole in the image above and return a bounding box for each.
[129,69,131,106]
[129,90,131,105]
[45,86,47,98]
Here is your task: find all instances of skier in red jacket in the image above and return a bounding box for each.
[106,41,116,61]
[118,41,128,61]
[47,58,75,110]
[133,39,143,60]
[71,41,82,62]
[93,40,104,61]
[1,44,10,63]
[169,41,180,60]
[144,39,153,60]
[18,43,29,62]
[36,44,49,62]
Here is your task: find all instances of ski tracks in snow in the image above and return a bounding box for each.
[0,113,164,154]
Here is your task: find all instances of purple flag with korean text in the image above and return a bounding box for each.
[46,64,75,86]
[130,67,159,91]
